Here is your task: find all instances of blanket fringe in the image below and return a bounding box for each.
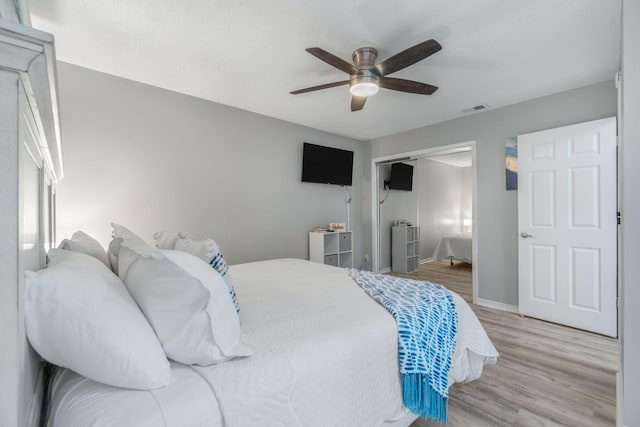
[402,373,448,423]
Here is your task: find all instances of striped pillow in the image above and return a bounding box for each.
[174,238,240,314]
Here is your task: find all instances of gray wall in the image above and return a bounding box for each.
[370,81,616,306]
[417,159,463,260]
[622,0,639,424]
[55,62,369,267]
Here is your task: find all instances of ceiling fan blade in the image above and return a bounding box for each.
[290,80,350,94]
[351,96,367,112]
[379,77,438,95]
[376,39,442,76]
[306,48,360,75]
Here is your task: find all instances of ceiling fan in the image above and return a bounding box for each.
[290,39,442,112]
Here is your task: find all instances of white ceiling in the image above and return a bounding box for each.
[427,151,472,168]
[29,0,620,141]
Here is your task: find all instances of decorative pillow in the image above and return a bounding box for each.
[117,240,252,365]
[175,238,240,313]
[153,230,194,250]
[24,249,171,390]
[58,230,110,268]
[108,223,148,275]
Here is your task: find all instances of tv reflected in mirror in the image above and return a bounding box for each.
[389,162,414,191]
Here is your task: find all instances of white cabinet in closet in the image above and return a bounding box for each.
[392,225,420,273]
[309,231,353,268]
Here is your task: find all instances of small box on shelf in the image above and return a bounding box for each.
[324,254,339,267]
[339,233,351,252]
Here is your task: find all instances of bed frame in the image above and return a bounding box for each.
[0,19,62,427]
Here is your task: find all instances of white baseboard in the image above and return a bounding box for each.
[419,257,433,264]
[379,267,391,273]
[475,298,519,313]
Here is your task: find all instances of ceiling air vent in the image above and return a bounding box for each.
[462,104,489,113]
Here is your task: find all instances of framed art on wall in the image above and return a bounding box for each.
[505,137,518,190]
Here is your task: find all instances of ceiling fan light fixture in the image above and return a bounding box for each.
[349,73,379,97]
[349,82,379,97]
[292,39,442,110]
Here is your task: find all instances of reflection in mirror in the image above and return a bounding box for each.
[375,148,472,274]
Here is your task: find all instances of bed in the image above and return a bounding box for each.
[44,258,497,426]
[433,232,473,264]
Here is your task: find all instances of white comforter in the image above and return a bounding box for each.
[433,232,473,263]
[46,259,497,427]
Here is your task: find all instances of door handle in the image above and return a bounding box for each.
[520,232,534,238]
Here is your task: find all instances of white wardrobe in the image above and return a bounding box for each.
[0,19,62,427]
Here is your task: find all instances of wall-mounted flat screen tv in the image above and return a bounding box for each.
[302,142,354,186]
[389,162,414,191]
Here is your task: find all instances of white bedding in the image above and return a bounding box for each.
[46,363,221,427]
[433,232,473,263]
[46,258,497,427]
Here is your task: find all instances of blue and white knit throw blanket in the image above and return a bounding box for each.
[349,270,458,423]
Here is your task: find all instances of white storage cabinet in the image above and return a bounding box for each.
[392,225,420,273]
[309,231,353,268]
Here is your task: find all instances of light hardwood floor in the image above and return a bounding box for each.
[390,260,618,427]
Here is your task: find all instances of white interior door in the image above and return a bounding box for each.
[518,117,617,337]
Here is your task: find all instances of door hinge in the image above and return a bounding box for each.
[617,211,621,225]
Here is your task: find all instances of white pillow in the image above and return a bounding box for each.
[118,240,252,365]
[58,230,111,268]
[175,238,240,314]
[24,249,171,390]
[108,223,148,275]
[153,230,194,249]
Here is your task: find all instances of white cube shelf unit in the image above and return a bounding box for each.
[392,225,420,273]
[309,231,353,268]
